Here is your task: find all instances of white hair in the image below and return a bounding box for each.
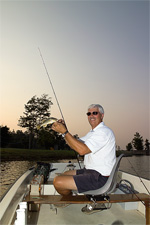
[88,104,104,114]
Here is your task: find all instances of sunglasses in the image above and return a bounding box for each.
[86,111,99,116]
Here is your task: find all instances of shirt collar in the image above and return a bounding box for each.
[91,122,104,132]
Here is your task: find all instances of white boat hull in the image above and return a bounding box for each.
[0,167,35,225]
[0,161,149,225]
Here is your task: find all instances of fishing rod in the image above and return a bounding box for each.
[38,48,81,169]
[38,47,65,122]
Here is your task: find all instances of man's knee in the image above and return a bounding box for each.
[53,176,62,188]
[53,175,77,192]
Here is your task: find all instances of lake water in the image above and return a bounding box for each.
[0,155,149,199]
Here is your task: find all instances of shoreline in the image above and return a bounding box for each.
[0,148,149,162]
[0,148,78,162]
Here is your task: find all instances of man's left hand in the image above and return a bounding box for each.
[52,121,67,134]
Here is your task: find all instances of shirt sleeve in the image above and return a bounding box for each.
[84,131,109,154]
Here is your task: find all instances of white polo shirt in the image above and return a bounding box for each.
[80,122,116,176]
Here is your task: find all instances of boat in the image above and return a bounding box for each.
[0,157,149,225]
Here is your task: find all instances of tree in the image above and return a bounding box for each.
[0,126,11,148]
[132,132,144,150]
[18,94,53,149]
[9,130,29,149]
[126,142,133,151]
[37,129,56,149]
[145,139,150,153]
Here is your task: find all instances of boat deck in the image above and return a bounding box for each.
[1,161,149,225]
[25,193,149,225]
[35,203,145,225]
[26,162,149,225]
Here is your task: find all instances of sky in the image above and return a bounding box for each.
[0,0,149,150]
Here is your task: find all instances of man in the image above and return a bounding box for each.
[52,104,116,212]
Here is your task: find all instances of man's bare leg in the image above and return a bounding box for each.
[53,170,77,195]
[63,170,76,175]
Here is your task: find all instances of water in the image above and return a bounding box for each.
[0,161,36,199]
[119,155,150,179]
[0,156,149,199]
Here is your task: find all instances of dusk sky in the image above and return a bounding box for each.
[1,0,149,149]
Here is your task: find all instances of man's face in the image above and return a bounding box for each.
[87,107,104,129]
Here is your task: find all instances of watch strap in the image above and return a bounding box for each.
[62,130,68,137]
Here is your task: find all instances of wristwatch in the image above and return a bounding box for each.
[62,130,69,138]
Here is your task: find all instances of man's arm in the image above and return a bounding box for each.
[64,132,91,155]
[52,121,91,155]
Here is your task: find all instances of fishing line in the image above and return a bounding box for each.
[38,47,65,122]
[38,48,81,169]
[117,177,146,206]
[126,157,150,195]
[117,157,149,206]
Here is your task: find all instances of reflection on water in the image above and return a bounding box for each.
[120,155,150,180]
[0,156,149,199]
[0,161,36,199]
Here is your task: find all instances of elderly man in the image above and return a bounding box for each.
[52,104,116,212]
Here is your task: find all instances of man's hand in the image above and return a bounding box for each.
[52,119,91,156]
[52,120,67,134]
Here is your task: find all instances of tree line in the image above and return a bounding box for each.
[0,125,70,150]
[126,132,149,153]
[0,95,76,150]
[0,94,149,152]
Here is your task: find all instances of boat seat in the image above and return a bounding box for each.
[81,154,124,201]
